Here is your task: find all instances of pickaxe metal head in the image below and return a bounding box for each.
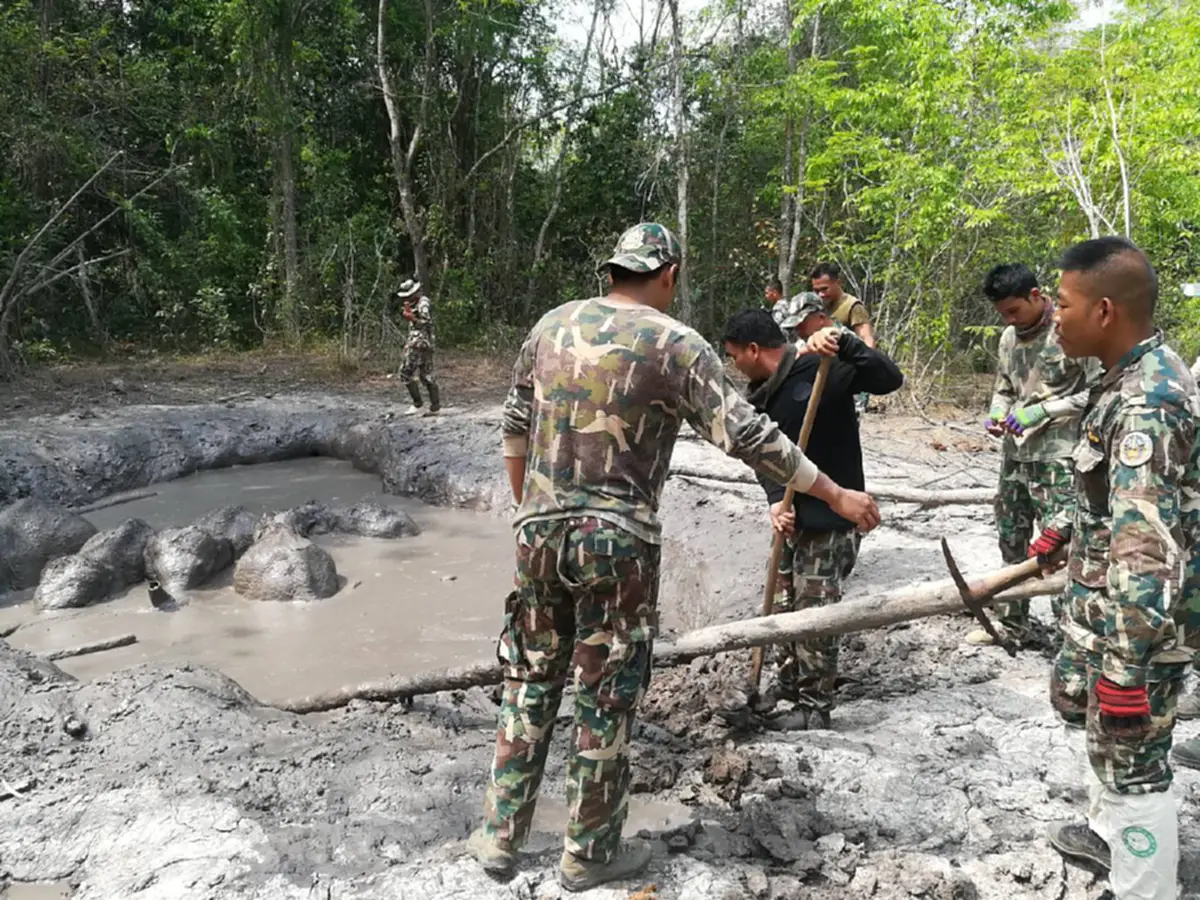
[941,538,1018,657]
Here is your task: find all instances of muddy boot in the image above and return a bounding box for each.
[422,382,441,416]
[1171,736,1200,771]
[404,381,423,415]
[1176,691,1200,720]
[558,840,652,893]
[467,828,517,880]
[1047,821,1111,870]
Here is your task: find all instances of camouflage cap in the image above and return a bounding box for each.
[601,223,682,274]
[780,292,827,329]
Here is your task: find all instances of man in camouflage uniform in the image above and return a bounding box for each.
[469,223,881,891]
[811,262,874,412]
[397,278,440,415]
[725,299,903,728]
[1045,236,1199,900]
[764,275,784,314]
[974,262,1099,647]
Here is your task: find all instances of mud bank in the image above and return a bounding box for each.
[2,400,1200,899]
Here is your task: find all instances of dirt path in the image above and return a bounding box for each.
[0,358,1196,899]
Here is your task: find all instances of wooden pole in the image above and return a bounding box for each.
[43,633,137,661]
[667,468,995,507]
[751,354,832,687]
[274,562,1065,714]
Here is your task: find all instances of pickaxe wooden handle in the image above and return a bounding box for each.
[750,354,833,688]
[940,538,1068,658]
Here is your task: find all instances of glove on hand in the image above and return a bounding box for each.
[1005,404,1048,436]
[1095,676,1152,738]
[985,406,1007,437]
[1028,527,1068,561]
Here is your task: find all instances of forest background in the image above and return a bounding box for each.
[2,0,1198,400]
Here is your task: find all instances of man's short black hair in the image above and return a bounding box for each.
[1060,236,1158,318]
[810,262,841,282]
[766,276,783,293]
[607,262,674,287]
[983,263,1039,302]
[723,309,786,349]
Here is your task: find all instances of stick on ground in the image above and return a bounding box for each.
[275,566,1065,714]
[43,633,137,661]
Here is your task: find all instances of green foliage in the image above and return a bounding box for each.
[2,0,1198,383]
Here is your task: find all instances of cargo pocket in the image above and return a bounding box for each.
[496,590,525,675]
[574,524,659,711]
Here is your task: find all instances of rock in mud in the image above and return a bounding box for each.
[233,524,339,602]
[195,505,260,557]
[266,499,419,540]
[34,555,113,610]
[339,499,420,538]
[34,517,155,610]
[0,499,97,594]
[145,524,234,594]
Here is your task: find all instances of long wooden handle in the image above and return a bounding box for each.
[750,353,834,687]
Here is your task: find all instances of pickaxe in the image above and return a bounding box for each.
[940,538,1067,658]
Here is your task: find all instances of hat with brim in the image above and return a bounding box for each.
[600,223,682,274]
[397,279,421,299]
[781,292,827,330]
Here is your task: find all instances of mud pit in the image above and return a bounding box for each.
[1,394,1199,899]
[2,458,511,702]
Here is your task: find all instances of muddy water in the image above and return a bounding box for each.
[5,459,515,704]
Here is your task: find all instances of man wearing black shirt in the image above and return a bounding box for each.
[724,302,903,727]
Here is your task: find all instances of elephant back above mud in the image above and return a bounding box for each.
[0,499,97,595]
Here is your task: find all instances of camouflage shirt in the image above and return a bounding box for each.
[404,295,434,349]
[1066,331,1200,684]
[989,309,1100,462]
[503,297,817,544]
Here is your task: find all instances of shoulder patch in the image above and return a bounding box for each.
[1118,431,1153,468]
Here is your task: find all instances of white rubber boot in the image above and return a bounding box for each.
[1087,772,1178,899]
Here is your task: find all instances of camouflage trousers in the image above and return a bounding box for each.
[994,455,1073,631]
[482,517,659,863]
[399,338,436,387]
[1052,580,1187,793]
[773,529,860,711]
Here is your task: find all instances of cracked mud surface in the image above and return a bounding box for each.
[1,367,1199,899]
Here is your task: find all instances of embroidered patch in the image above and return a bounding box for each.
[1122,825,1157,858]
[1086,424,1103,448]
[1118,431,1153,467]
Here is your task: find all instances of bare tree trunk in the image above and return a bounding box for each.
[777,0,797,295]
[377,0,433,287]
[272,5,302,343]
[785,12,818,287]
[1100,24,1132,237]
[275,565,1064,713]
[667,0,691,323]
[527,0,602,312]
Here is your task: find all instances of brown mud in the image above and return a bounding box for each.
[0,360,1197,899]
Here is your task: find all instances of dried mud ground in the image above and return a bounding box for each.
[2,355,1199,900]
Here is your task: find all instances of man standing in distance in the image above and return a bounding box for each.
[1046,236,1198,900]
[396,278,440,416]
[811,262,874,412]
[810,262,874,348]
[724,300,903,728]
[976,263,1098,651]
[470,223,881,891]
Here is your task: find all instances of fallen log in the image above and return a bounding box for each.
[72,490,158,516]
[668,466,994,507]
[275,565,1065,714]
[43,633,137,661]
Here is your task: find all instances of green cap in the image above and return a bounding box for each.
[780,292,826,329]
[601,223,682,274]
